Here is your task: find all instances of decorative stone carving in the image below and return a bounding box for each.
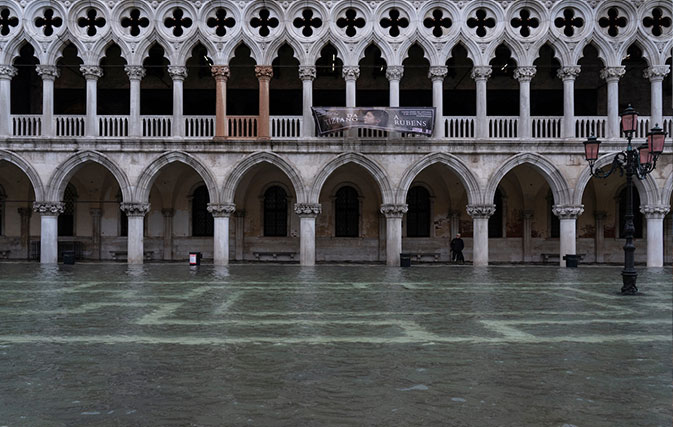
[207,203,236,217]
[254,65,273,80]
[640,205,670,219]
[385,65,404,81]
[552,205,584,219]
[643,65,670,81]
[428,66,448,81]
[0,65,18,79]
[124,65,146,81]
[167,66,188,80]
[470,66,492,81]
[294,203,322,217]
[33,202,65,215]
[298,65,317,81]
[513,66,536,81]
[380,204,408,218]
[600,66,625,82]
[80,65,103,80]
[120,203,151,217]
[35,65,60,80]
[342,65,360,81]
[466,204,496,219]
[556,65,581,81]
[211,65,231,81]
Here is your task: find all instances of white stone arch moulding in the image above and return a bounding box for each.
[221,151,307,205]
[135,151,220,204]
[353,39,396,67]
[47,150,133,203]
[484,153,572,207]
[572,152,660,207]
[309,152,394,206]
[264,36,307,66]
[175,37,219,68]
[662,173,673,206]
[306,37,351,68]
[396,152,481,206]
[0,150,45,201]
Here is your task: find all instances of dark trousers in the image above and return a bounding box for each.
[452,251,464,263]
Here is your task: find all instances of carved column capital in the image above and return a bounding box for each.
[342,65,360,81]
[298,65,317,81]
[557,66,581,81]
[514,66,536,82]
[36,65,60,80]
[471,66,492,81]
[640,205,670,219]
[33,202,65,215]
[643,65,670,82]
[124,65,146,81]
[207,203,236,218]
[466,204,496,219]
[522,210,534,220]
[80,65,103,80]
[294,203,322,218]
[168,66,188,81]
[120,203,150,217]
[428,66,448,81]
[552,205,584,219]
[380,204,408,218]
[254,65,273,81]
[0,65,18,80]
[211,65,230,81]
[384,65,404,81]
[600,66,625,82]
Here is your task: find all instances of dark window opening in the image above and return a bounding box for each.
[335,186,359,237]
[263,186,287,237]
[192,185,213,237]
[489,188,503,238]
[549,191,559,238]
[116,191,127,237]
[58,184,76,236]
[406,186,430,237]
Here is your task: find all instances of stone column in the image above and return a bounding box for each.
[429,66,447,138]
[600,66,625,139]
[522,210,534,262]
[80,65,103,137]
[168,66,187,138]
[121,203,150,264]
[0,65,17,136]
[89,208,102,260]
[211,65,230,139]
[36,65,60,137]
[467,204,496,266]
[380,204,408,266]
[386,66,403,107]
[18,207,32,259]
[255,65,273,139]
[594,210,607,263]
[514,66,536,139]
[33,202,64,264]
[557,66,581,139]
[208,203,236,266]
[342,66,360,108]
[234,210,245,260]
[294,203,321,266]
[299,66,316,138]
[471,66,492,139]
[641,205,670,268]
[124,65,145,137]
[162,208,174,261]
[643,66,670,129]
[552,205,584,266]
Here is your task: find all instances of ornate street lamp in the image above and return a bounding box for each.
[583,105,667,295]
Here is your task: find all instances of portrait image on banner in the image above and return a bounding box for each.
[312,107,435,136]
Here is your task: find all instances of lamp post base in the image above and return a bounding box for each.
[621,271,638,295]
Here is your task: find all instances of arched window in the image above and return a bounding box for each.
[548,190,560,238]
[335,186,359,237]
[406,186,430,237]
[58,184,77,236]
[619,187,643,238]
[264,186,288,237]
[0,185,5,236]
[192,185,213,237]
[116,191,127,237]
[488,188,503,238]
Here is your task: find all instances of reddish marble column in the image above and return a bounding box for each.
[255,65,273,140]
[211,65,230,139]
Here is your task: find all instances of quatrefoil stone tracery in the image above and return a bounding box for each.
[554,8,584,37]
[35,8,62,37]
[164,8,192,37]
[0,8,19,37]
[121,9,149,37]
[599,7,627,37]
[293,9,322,37]
[511,9,538,37]
[380,9,408,37]
[78,9,106,37]
[643,8,671,37]
[207,8,235,37]
[423,9,452,38]
[467,9,495,38]
[250,8,279,37]
[336,9,365,37]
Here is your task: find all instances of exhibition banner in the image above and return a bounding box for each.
[312,107,435,136]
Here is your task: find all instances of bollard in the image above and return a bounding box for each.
[189,252,202,266]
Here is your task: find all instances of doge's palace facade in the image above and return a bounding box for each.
[0,0,671,266]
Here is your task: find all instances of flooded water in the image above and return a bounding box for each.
[0,263,670,426]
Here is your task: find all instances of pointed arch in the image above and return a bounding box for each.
[222,38,263,65]
[354,39,394,66]
[136,151,219,204]
[617,37,655,67]
[45,36,87,65]
[176,37,218,67]
[572,152,659,206]
[47,151,132,202]
[0,150,45,201]
[91,37,132,66]
[440,38,481,66]
[397,152,481,205]
[397,37,438,66]
[307,38,349,66]
[662,173,673,205]
[573,38,610,67]
[222,151,306,203]
[541,39,572,67]
[484,38,522,67]
[133,38,171,66]
[265,37,307,65]
[309,152,393,204]
[4,35,41,65]
[485,153,571,206]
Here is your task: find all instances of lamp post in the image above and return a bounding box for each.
[583,105,667,295]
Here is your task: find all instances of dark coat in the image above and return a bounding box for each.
[450,238,464,252]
